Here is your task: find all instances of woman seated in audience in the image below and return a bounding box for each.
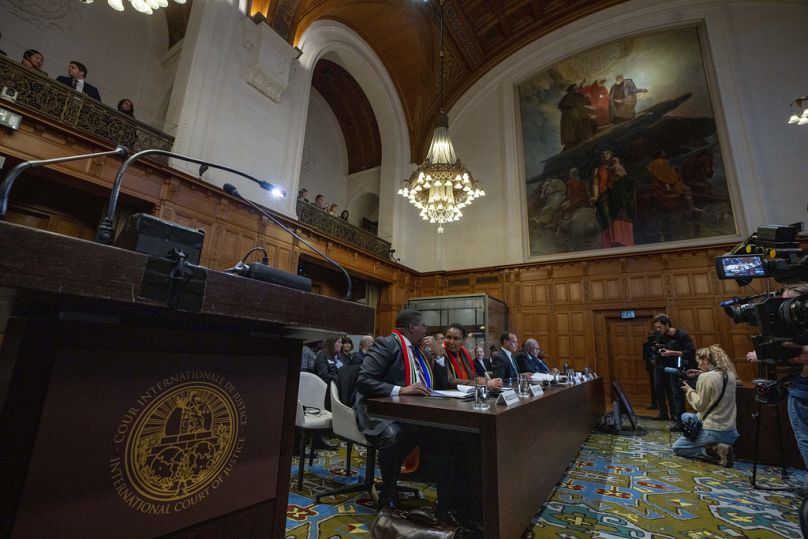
[21,49,45,72]
[117,98,135,117]
[314,337,345,384]
[328,203,338,216]
[672,344,738,467]
[340,336,359,365]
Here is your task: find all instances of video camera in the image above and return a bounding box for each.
[646,334,664,360]
[716,223,808,365]
[715,223,807,286]
[752,377,791,405]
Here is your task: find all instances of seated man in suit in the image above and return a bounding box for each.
[56,61,101,101]
[473,345,491,377]
[355,309,465,520]
[351,335,374,364]
[438,323,502,391]
[492,332,520,380]
[515,338,553,374]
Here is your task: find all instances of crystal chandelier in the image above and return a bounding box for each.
[397,0,484,233]
[98,0,184,15]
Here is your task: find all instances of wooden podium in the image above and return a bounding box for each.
[0,221,374,538]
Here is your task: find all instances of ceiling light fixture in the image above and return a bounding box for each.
[787,96,808,126]
[101,0,183,14]
[397,0,484,233]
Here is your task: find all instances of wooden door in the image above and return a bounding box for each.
[606,317,654,408]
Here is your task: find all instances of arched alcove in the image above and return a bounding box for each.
[295,20,410,247]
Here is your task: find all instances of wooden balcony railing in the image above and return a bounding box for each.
[296,200,391,259]
[0,55,173,153]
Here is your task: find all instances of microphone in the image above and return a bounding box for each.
[223,183,353,300]
[0,145,128,219]
[95,148,282,245]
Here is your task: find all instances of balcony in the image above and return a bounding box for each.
[0,56,173,154]
[296,200,391,259]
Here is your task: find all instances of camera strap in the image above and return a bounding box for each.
[701,373,729,422]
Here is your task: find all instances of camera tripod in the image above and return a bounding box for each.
[750,398,793,490]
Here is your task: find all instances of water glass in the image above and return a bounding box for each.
[519,372,532,397]
[472,376,489,411]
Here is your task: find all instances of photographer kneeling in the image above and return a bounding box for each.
[673,345,738,467]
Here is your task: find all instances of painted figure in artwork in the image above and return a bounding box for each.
[609,74,648,123]
[592,150,636,248]
[581,79,610,128]
[558,84,596,150]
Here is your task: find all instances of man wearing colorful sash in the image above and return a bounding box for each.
[355,309,460,516]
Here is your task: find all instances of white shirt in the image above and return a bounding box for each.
[74,78,85,93]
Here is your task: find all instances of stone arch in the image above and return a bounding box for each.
[295,20,410,245]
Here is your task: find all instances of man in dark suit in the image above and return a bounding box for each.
[492,331,520,380]
[473,345,491,377]
[56,61,101,101]
[351,335,374,364]
[515,338,552,374]
[355,309,460,516]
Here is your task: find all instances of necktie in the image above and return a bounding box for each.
[72,79,77,89]
[508,353,517,376]
[536,358,549,374]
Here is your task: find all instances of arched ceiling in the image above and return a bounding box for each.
[311,59,382,174]
[261,0,627,160]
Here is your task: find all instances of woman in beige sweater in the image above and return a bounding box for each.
[672,345,738,467]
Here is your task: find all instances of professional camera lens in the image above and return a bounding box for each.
[723,303,758,325]
[780,294,808,339]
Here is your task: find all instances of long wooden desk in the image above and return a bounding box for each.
[367,378,604,539]
[0,221,374,538]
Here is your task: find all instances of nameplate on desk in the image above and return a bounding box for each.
[529,384,544,397]
[497,389,520,406]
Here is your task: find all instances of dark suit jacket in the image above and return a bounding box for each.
[492,349,519,380]
[56,75,101,101]
[354,334,447,437]
[515,352,550,374]
[314,351,342,384]
[473,357,492,377]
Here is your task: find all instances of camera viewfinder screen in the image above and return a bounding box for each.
[718,255,767,278]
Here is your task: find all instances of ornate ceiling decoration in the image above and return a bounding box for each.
[262,0,626,160]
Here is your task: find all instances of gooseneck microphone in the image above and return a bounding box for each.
[95,148,278,245]
[223,183,353,300]
[0,145,129,219]
[93,147,351,300]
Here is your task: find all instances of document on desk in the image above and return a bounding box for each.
[430,389,472,398]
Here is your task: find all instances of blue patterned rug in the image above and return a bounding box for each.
[286,421,807,538]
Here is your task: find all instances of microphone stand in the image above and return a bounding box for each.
[224,183,352,301]
[95,149,276,245]
[0,146,129,219]
[96,148,352,300]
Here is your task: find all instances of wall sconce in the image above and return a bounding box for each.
[787,96,808,126]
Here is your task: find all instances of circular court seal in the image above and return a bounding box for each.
[123,381,239,503]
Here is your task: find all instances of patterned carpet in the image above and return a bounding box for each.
[286,420,807,538]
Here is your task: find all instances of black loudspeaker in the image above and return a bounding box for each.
[115,213,205,265]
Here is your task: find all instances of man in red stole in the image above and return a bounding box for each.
[355,309,461,517]
[439,323,503,391]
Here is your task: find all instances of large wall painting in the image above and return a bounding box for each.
[519,26,736,257]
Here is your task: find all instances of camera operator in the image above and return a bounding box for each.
[673,345,738,467]
[652,314,696,432]
[746,283,808,468]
